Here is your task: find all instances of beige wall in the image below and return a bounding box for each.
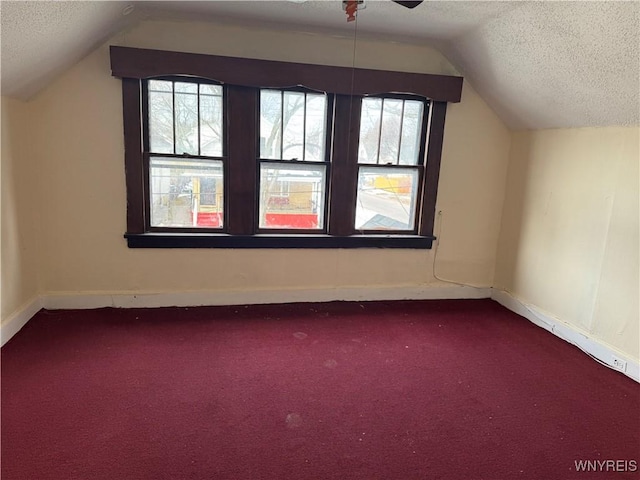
[1,97,40,322]
[495,127,640,360]
[22,20,510,298]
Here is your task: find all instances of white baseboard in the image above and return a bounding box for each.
[1,297,43,347]
[0,285,488,346]
[491,289,639,383]
[42,284,491,310]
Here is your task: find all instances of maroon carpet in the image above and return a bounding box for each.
[2,299,638,480]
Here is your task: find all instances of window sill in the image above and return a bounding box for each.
[124,233,434,249]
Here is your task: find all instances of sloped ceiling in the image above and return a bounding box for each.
[1,0,638,130]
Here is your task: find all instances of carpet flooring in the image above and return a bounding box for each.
[1,299,638,479]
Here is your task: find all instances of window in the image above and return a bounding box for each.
[110,47,462,248]
[258,89,330,231]
[146,79,224,229]
[355,97,426,232]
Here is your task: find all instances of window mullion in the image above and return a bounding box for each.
[376,98,384,164]
[172,81,176,155]
[279,91,284,159]
[227,85,258,235]
[197,86,201,155]
[302,93,307,161]
[396,100,405,165]
[328,94,361,236]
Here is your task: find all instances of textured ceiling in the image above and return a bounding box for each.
[1,1,638,129]
[442,1,640,129]
[0,1,138,99]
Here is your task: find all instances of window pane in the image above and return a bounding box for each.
[260,90,282,159]
[148,81,174,154]
[282,92,305,160]
[358,98,382,164]
[174,82,198,155]
[304,94,327,162]
[379,99,403,165]
[200,84,221,95]
[355,166,419,231]
[200,84,223,157]
[260,90,328,162]
[399,100,424,165]
[259,163,326,229]
[149,80,172,92]
[150,157,223,228]
[175,82,197,94]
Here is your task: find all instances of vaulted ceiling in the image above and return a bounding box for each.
[1,1,638,130]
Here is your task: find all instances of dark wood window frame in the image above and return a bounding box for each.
[110,46,463,249]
